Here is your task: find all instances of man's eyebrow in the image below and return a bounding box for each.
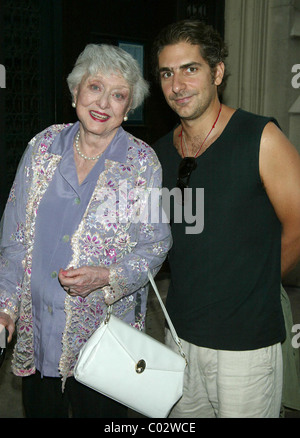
[158,62,203,73]
[158,66,172,73]
[180,62,203,69]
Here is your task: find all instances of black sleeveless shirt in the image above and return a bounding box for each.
[154,109,285,350]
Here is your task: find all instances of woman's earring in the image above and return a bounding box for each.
[124,115,128,122]
[72,102,76,108]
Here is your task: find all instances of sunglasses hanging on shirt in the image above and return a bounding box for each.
[176,157,197,193]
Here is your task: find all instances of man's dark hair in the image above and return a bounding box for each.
[152,19,229,93]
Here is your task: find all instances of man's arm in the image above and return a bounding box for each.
[260,122,300,278]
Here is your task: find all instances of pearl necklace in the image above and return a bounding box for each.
[74,130,103,161]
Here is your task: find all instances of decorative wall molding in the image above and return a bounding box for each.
[289,96,300,153]
[289,96,300,114]
[290,9,300,37]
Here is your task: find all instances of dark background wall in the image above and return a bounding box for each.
[0,0,224,214]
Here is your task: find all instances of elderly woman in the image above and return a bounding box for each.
[0,44,171,418]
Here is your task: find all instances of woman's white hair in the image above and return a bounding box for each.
[67,44,149,109]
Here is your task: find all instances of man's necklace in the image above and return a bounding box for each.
[74,130,103,161]
[180,104,222,158]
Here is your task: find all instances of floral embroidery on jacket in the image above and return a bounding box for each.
[0,124,171,381]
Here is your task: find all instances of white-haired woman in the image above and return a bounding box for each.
[0,44,171,418]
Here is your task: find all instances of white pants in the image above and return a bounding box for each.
[165,330,283,418]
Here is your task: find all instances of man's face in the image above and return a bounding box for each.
[158,42,223,121]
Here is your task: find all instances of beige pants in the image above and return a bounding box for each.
[165,330,283,418]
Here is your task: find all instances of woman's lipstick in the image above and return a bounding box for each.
[89,110,110,122]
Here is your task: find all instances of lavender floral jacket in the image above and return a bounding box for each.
[0,123,171,381]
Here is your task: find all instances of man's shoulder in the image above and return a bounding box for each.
[236,108,279,128]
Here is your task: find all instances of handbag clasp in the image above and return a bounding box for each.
[135,359,146,374]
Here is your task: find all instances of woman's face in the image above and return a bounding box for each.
[74,72,132,141]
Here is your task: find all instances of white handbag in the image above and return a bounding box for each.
[74,271,187,418]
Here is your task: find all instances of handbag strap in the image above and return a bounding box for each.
[105,272,187,364]
[147,271,187,364]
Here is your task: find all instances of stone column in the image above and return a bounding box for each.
[223,0,269,115]
[224,0,300,285]
[223,0,300,146]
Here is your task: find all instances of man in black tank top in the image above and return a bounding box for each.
[152,20,300,418]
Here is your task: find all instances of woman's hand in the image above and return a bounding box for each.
[58,266,110,298]
[0,312,15,343]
